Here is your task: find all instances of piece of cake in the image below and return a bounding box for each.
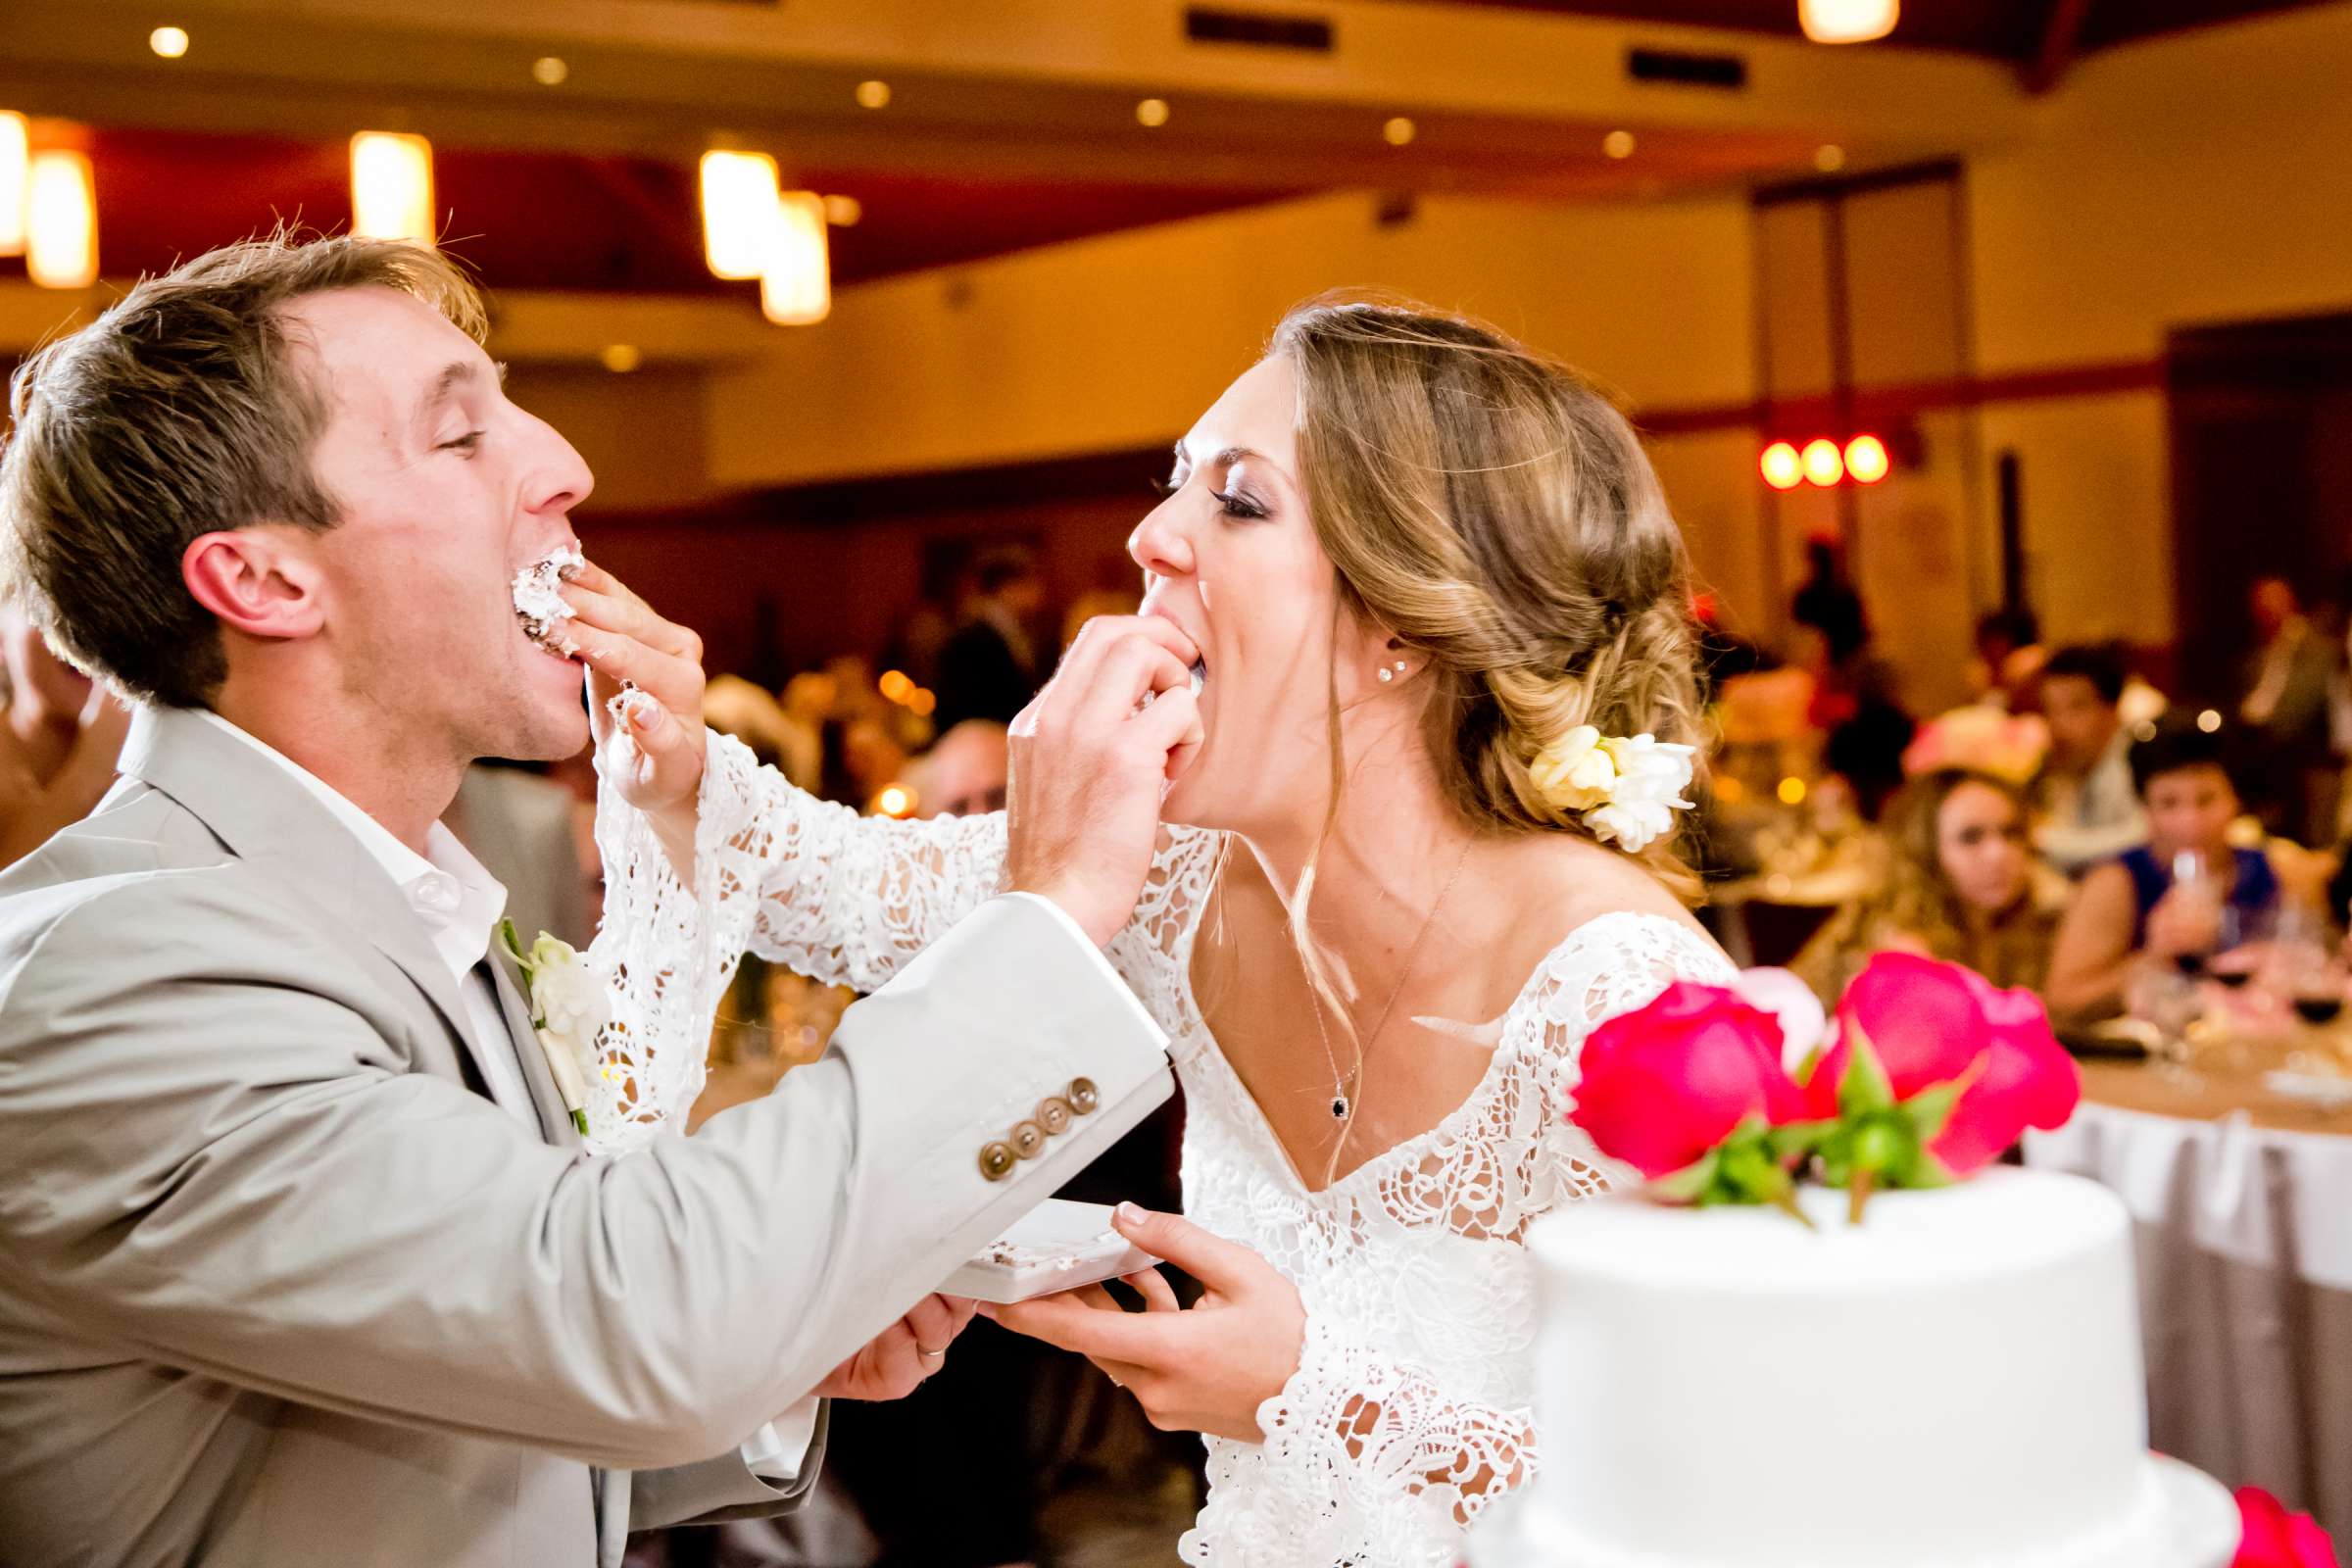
[512,545,585,652]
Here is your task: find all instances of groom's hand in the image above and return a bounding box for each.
[1005,615,1202,948]
[813,1294,978,1401]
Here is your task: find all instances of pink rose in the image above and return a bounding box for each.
[1570,982,1807,1180]
[1804,952,2082,1175]
[2235,1487,2340,1568]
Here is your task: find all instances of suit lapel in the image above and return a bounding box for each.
[488,950,580,1149]
[118,707,508,1111]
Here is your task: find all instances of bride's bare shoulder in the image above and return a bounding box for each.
[1508,831,1711,944]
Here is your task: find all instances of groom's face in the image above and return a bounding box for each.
[284,286,596,760]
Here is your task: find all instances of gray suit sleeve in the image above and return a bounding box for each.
[629,1404,831,1531]
[0,881,1162,1473]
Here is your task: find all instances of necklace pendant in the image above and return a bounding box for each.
[1331,1095,1350,1120]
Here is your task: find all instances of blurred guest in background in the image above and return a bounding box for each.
[2238,575,2339,845]
[1790,536,1867,665]
[1967,608,2047,712]
[2046,715,2307,1019]
[899,718,1009,819]
[2031,643,2149,875]
[1822,655,1916,821]
[1794,767,2061,1004]
[775,670,833,795]
[702,673,798,771]
[0,604,130,869]
[933,545,1045,730]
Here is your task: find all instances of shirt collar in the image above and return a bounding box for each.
[191,711,509,984]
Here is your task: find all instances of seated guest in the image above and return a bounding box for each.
[2045,715,2305,1018]
[0,604,131,870]
[1794,767,2061,1004]
[2031,644,2148,875]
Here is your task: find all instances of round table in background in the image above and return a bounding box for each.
[2026,1038,2352,1549]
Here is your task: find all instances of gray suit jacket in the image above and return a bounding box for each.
[0,707,1171,1568]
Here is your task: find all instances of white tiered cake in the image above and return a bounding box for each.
[1471,1168,2237,1568]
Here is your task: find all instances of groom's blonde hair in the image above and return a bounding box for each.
[0,229,486,708]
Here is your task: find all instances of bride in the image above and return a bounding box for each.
[570,296,1734,1568]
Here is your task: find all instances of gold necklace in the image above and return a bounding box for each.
[1303,838,1474,1125]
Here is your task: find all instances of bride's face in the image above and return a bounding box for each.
[1131,357,1394,831]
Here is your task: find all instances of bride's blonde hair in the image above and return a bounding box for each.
[1271,293,1704,883]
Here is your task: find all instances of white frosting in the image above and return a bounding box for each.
[512,546,584,648]
[1471,1171,2236,1568]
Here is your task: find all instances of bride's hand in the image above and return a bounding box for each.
[984,1203,1303,1443]
[558,560,708,832]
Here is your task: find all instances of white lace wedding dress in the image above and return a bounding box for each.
[584,733,1736,1568]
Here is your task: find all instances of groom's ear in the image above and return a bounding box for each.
[182,527,328,643]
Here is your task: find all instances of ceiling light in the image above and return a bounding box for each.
[350,132,435,246]
[760,190,830,326]
[1759,442,1803,491]
[855,79,891,110]
[821,193,861,226]
[1801,438,1845,487]
[1799,0,1898,45]
[1603,129,1636,160]
[0,113,26,258]
[1815,144,1847,172]
[532,56,568,86]
[149,26,190,59]
[600,344,642,374]
[1844,434,1889,484]
[700,149,779,281]
[1383,117,1416,147]
[1136,98,1170,128]
[26,150,98,289]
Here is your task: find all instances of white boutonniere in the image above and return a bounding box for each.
[496,918,609,1137]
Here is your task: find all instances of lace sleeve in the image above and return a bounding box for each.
[579,728,1008,1154]
[1208,1315,1535,1568]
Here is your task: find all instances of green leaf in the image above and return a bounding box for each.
[1838,1024,1896,1116]
[1903,1081,1965,1145]
[496,918,530,970]
[1766,1119,1839,1162]
[1646,1150,1722,1203]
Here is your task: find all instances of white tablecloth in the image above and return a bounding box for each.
[2029,1104,2352,1546]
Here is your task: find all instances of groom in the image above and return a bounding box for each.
[0,234,1202,1567]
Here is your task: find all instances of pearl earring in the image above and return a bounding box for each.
[1378,660,1407,684]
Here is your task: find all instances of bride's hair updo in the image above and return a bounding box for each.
[1270,293,1704,882]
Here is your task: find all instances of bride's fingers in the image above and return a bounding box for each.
[1122,1267,1182,1313]
[990,1289,1175,1367]
[561,570,702,662]
[1086,1352,1154,1393]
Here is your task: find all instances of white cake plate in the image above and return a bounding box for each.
[1467,1454,2240,1568]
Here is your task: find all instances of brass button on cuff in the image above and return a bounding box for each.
[1068,1078,1101,1115]
[1038,1098,1073,1136]
[979,1141,1016,1182]
[1009,1120,1047,1159]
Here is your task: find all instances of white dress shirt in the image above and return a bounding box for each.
[191,712,815,1481]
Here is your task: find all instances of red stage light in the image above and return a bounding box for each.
[1801,438,1844,486]
[1760,441,1803,490]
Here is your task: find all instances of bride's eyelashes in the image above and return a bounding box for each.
[1212,488,1268,521]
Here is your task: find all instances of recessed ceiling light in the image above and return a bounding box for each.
[532,56,568,86]
[822,193,862,226]
[600,344,643,374]
[856,79,891,110]
[1136,98,1170,127]
[1815,144,1847,172]
[149,25,190,59]
[1383,117,1416,147]
[1603,129,1636,159]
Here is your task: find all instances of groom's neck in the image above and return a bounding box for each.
[210,682,466,858]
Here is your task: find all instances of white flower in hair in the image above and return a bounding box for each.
[1529,724,1619,811]
[1533,726,1695,854]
